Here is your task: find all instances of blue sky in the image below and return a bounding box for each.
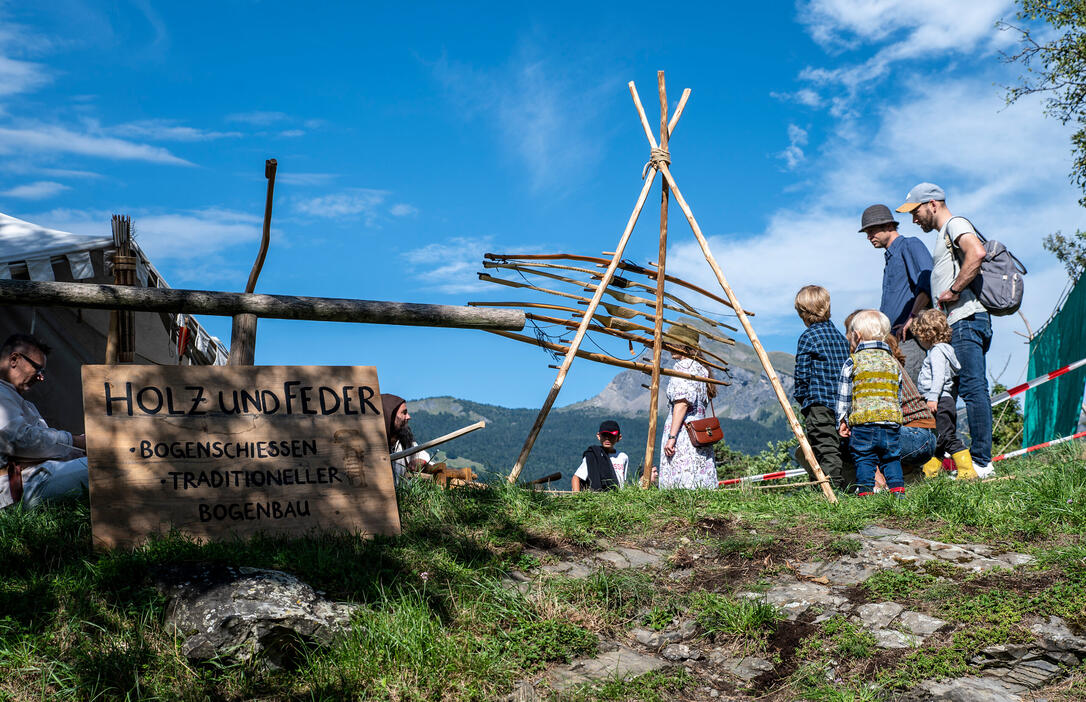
[0,1,1080,408]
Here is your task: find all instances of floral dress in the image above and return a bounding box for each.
[659,357,717,489]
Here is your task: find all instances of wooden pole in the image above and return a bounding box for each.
[627,87,837,504]
[487,330,728,386]
[506,167,662,483]
[644,70,670,488]
[389,420,485,461]
[231,159,277,366]
[0,279,525,331]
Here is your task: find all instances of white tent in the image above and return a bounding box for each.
[0,212,228,433]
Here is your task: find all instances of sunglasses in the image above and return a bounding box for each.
[599,431,619,439]
[15,352,45,378]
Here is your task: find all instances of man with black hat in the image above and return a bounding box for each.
[859,203,933,383]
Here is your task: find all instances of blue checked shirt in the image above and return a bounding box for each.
[793,320,850,410]
[836,340,902,426]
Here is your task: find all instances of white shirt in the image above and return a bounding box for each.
[931,216,986,325]
[574,450,628,487]
[390,440,431,486]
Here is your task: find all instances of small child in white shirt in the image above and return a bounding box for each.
[912,309,977,480]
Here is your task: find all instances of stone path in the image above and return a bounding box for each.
[502,527,1086,700]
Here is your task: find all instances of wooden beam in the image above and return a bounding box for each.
[0,279,526,331]
[488,329,728,386]
[644,70,670,488]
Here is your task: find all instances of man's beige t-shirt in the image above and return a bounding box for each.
[930,216,986,325]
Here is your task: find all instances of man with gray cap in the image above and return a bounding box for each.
[896,183,990,478]
[859,203,932,382]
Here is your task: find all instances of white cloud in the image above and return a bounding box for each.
[0,180,68,199]
[402,236,495,293]
[432,49,616,190]
[293,188,388,222]
[277,172,338,186]
[779,124,808,170]
[226,111,290,125]
[390,203,418,217]
[0,124,192,164]
[277,129,304,138]
[105,119,242,141]
[29,207,263,263]
[793,1,1016,115]
[0,54,50,97]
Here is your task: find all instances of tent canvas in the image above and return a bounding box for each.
[0,212,228,434]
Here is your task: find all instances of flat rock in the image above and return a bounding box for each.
[1031,616,1086,654]
[798,528,1033,585]
[631,627,683,648]
[668,568,694,581]
[155,564,357,668]
[854,602,903,629]
[548,645,669,691]
[905,676,1024,701]
[541,561,594,579]
[720,656,774,681]
[661,643,703,661]
[594,547,663,569]
[744,581,848,620]
[871,629,920,649]
[500,680,542,702]
[898,611,948,636]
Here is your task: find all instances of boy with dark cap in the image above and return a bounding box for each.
[571,420,628,492]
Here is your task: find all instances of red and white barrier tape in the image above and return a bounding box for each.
[991,357,1086,407]
[992,430,1086,462]
[718,468,807,487]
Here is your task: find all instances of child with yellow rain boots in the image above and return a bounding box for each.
[913,309,977,480]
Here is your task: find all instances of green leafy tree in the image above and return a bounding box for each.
[1003,2,1086,279]
[1002,2,1086,206]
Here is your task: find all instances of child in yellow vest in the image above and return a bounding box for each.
[836,310,905,497]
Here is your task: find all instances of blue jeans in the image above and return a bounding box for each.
[850,424,903,492]
[900,426,936,467]
[951,312,993,465]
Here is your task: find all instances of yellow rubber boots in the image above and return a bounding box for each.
[921,457,943,478]
[953,449,978,480]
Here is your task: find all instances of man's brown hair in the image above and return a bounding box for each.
[794,285,831,326]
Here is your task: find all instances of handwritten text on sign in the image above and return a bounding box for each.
[82,365,400,549]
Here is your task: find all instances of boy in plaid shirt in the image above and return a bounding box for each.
[793,286,850,490]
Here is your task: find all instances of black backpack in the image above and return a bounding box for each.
[946,217,1027,316]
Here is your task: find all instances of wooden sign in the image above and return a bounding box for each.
[81,365,400,548]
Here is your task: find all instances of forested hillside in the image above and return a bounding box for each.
[409,397,791,488]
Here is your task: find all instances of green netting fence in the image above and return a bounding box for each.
[1025,274,1086,448]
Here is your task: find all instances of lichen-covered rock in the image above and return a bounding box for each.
[154,564,358,668]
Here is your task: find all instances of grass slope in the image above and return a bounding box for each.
[1,446,1084,700]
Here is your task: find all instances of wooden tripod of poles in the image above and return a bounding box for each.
[506,72,836,504]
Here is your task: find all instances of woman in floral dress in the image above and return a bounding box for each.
[659,329,717,489]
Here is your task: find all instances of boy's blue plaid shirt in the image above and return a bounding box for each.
[793,320,850,410]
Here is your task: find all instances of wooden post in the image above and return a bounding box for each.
[506,166,661,483]
[627,86,837,504]
[0,279,525,331]
[231,159,277,365]
[229,314,258,365]
[109,215,136,363]
[643,71,669,488]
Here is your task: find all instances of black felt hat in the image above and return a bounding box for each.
[859,204,898,232]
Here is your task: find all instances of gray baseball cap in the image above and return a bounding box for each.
[896,182,946,213]
[859,204,898,232]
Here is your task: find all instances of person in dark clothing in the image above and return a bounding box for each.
[571,420,628,492]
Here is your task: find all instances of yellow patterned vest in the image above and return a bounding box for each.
[848,347,903,426]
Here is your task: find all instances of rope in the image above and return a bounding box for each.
[641,147,671,179]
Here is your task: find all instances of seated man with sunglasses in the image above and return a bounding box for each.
[0,334,88,510]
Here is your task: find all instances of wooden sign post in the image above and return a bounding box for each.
[82,365,400,549]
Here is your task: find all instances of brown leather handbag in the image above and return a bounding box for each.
[684,398,723,447]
